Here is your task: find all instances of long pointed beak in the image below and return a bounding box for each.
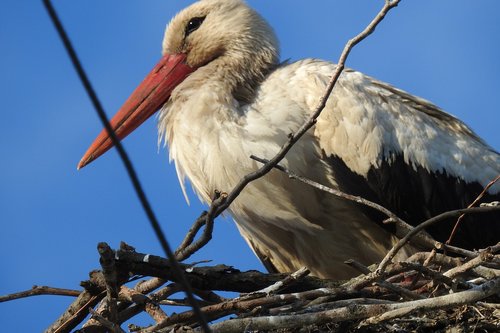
[77,53,194,170]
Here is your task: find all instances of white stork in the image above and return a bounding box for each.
[78,0,500,279]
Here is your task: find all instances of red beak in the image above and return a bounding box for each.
[77,53,194,170]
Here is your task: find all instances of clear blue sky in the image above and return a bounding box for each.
[1,1,498,331]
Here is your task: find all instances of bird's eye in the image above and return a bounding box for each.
[185,17,205,36]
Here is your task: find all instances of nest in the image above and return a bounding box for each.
[39,238,499,333]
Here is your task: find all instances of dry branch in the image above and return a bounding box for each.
[115,249,340,293]
[97,242,120,324]
[447,175,500,245]
[362,277,500,326]
[42,270,108,333]
[0,286,80,303]
[377,205,500,273]
[88,308,126,333]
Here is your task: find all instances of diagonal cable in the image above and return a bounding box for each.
[41,1,210,331]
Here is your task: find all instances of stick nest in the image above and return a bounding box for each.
[39,240,499,333]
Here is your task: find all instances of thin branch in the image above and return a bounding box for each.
[0,286,80,303]
[248,267,310,296]
[151,288,365,332]
[361,277,500,325]
[433,242,477,258]
[342,250,474,292]
[447,174,500,245]
[88,308,126,333]
[443,248,496,278]
[250,156,402,223]
[406,251,465,268]
[270,297,394,316]
[117,283,183,325]
[344,260,423,300]
[118,286,169,323]
[133,277,167,295]
[44,271,107,333]
[398,262,458,288]
[97,242,119,324]
[175,211,208,260]
[377,206,500,274]
[251,155,492,263]
[250,154,429,249]
[115,249,339,293]
[174,192,226,262]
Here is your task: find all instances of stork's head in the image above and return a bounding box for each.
[78,0,278,169]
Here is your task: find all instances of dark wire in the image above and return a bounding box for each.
[42,1,210,331]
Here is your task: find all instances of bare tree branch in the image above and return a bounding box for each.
[443,247,497,278]
[447,174,500,245]
[251,155,495,263]
[0,286,80,303]
[44,271,107,333]
[377,205,500,273]
[361,277,500,326]
[97,242,119,324]
[115,249,340,293]
[88,308,126,333]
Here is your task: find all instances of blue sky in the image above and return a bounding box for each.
[1,1,499,331]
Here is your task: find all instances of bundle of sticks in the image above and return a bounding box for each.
[35,212,499,333]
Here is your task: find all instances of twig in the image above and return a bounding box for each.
[250,156,403,224]
[151,288,365,332]
[251,154,438,251]
[274,297,394,316]
[377,206,500,274]
[98,242,119,324]
[174,193,225,262]
[44,271,107,333]
[193,288,227,304]
[117,283,183,325]
[447,174,500,245]
[133,277,167,295]
[0,286,80,303]
[203,302,384,332]
[361,277,500,325]
[116,250,339,293]
[175,211,208,260]
[406,251,465,268]
[88,308,126,333]
[251,155,489,261]
[443,249,495,278]
[119,286,169,323]
[249,267,310,296]
[343,252,468,291]
[398,262,458,288]
[344,260,423,300]
[433,242,477,258]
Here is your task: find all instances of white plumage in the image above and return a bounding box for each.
[79,0,500,279]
